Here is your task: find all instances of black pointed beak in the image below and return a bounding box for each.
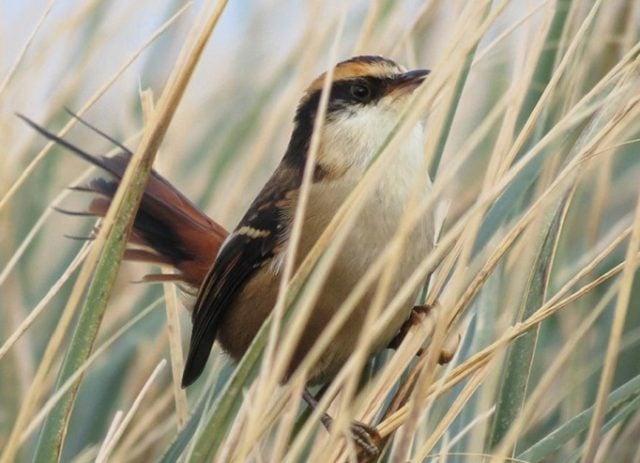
[400,68,430,82]
[388,68,430,95]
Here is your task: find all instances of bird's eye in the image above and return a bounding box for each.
[350,84,371,102]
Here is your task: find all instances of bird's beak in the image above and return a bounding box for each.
[388,69,430,96]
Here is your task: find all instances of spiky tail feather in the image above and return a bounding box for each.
[19,112,228,288]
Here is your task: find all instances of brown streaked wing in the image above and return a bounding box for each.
[181,168,299,387]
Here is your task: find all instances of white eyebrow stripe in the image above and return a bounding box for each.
[236,226,271,239]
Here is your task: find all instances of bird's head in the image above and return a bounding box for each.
[285,55,429,182]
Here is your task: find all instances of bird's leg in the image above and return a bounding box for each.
[302,388,332,430]
[302,389,382,458]
[387,303,460,364]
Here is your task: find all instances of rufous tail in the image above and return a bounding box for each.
[18,113,228,289]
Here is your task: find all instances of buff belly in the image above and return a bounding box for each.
[215,255,424,385]
[216,181,433,384]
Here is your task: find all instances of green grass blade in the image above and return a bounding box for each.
[31,205,145,462]
[565,395,640,463]
[157,385,217,463]
[427,2,491,179]
[514,0,573,135]
[517,374,640,462]
[487,192,569,453]
[186,325,268,461]
[473,0,575,255]
[30,3,229,459]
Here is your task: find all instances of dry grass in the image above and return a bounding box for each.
[1,0,639,462]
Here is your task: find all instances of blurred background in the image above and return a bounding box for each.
[1,1,639,461]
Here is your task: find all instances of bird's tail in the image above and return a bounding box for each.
[18,112,228,289]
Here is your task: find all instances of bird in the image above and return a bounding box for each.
[20,54,434,456]
[183,55,434,388]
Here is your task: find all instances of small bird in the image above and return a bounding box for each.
[21,55,434,455]
[182,55,433,388]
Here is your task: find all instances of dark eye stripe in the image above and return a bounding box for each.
[289,75,399,152]
[297,76,396,120]
[284,74,399,176]
[330,77,386,105]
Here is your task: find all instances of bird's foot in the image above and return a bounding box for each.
[348,420,382,459]
[305,390,381,459]
[322,415,381,460]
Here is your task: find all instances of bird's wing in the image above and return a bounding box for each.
[181,169,298,387]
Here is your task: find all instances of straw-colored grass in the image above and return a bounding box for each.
[1,1,639,462]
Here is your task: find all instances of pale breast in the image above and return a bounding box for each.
[217,148,434,384]
[296,175,433,382]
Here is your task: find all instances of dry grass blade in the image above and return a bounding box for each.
[20,297,164,443]
[376,222,633,442]
[0,167,93,287]
[490,282,620,463]
[256,8,346,420]
[0,244,90,361]
[581,185,640,461]
[488,191,571,453]
[140,86,188,427]
[2,1,225,460]
[0,0,55,97]
[96,411,123,461]
[95,360,166,462]
[3,1,639,460]
[0,1,193,214]
[162,275,189,427]
[113,389,175,460]
[412,365,491,461]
